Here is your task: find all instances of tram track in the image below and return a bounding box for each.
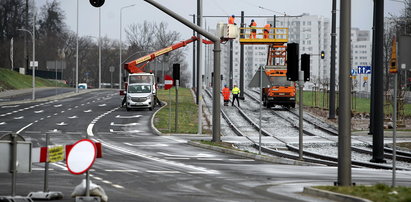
[201,88,411,170]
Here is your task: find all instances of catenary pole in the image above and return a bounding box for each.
[371,0,385,163]
[338,0,352,186]
[328,0,336,119]
[197,0,203,135]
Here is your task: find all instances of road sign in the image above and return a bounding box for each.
[357,66,371,74]
[47,145,65,163]
[164,74,173,90]
[30,61,38,67]
[66,139,96,175]
[109,66,115,72]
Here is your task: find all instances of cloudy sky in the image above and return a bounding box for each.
[35,0,405,70]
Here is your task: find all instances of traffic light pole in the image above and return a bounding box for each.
[144,0,221,142]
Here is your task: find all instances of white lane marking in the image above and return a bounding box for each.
[34,110,44,113]
[228,159,255,162]
[53,113,58,116]
[92,138,219,175]
[84,109,92,113]
[14,116,24,120]
[1,105,20,108]
[112,184,125,189]
[124,142,168,147]
[81,104,85,106]
[87,102,90,104]
[158,152,214,158]
[109,129,141,133]
[47,116,51,118]
[161,136,187,143]
[106,170,139,172]
[99,104,106,107]
[102,180,111,184]
[68,108,72,111]
[0,122,6,125]
[68,116,78,119]
[115,115,141,119]
[16,123,33,134]
[87,124,95,137]
[56,122,67,126]
[110,122,139,126]
[164,157,190,160]
[146,170,181,174]
[48,129,61,133]
[53,104,62,107]
[51,162,67,170]
[61,110,65,113]
[32,168,55,171]
[87,107,120,137]
[197,158,224,161]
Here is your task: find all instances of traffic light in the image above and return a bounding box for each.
[90,0,105,7]
[286,43,299,81]
[301,54,310,81]
[173,63,180,86]
[320,51,325,59]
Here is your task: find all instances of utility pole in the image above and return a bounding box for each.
[191,14,196,89]
[239,11,245,100]
[371,0,385,163]
[328,0,337,119]
[338,0,352,186]
[197,0,203,135]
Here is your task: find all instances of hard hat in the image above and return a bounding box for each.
[232,15,235,18]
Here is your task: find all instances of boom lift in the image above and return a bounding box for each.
[240,26,296,108]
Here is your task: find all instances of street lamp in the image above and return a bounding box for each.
[119,4,135,90]
[18,26,35,100]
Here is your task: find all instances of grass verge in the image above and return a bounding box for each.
[0,68,67,91]
[154,88,198,134]
[299,91,411,117]
[315,184,411,202]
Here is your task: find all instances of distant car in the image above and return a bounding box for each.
[78,83,88,89]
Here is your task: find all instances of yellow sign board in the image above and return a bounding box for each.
[48,145,65,163]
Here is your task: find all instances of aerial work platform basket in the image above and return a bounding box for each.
[239,27,288,44]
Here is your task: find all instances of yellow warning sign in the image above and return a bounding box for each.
[48,145,65,163]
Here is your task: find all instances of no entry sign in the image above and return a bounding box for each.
[164,74,173,90]
[66,139,97,175]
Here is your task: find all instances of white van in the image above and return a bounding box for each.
[125,73,156,111]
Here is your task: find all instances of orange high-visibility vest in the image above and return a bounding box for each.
[222,87,230,100]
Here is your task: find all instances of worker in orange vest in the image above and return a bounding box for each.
[249,19,257,39]
[228,15,236,25]
[263,24,272,39]
[222,84,231,106]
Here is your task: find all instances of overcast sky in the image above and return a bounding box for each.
[35,0,405,68]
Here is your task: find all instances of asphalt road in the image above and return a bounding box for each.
[1,89,410,202]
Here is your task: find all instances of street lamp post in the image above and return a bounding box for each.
[17,26,35,100]
[119,4,135,90]
[99,7,102,89]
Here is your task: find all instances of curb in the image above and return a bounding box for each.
[151,101,169,136]
[303,187,372,202]
[187,140,319,166]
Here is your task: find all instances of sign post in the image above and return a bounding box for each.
[248,66,271,154]
[164,75,173,132]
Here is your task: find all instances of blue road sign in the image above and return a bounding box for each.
[357,66,371,74]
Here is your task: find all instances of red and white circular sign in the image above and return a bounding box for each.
[66,139,97,175]
[164,74,173,90]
